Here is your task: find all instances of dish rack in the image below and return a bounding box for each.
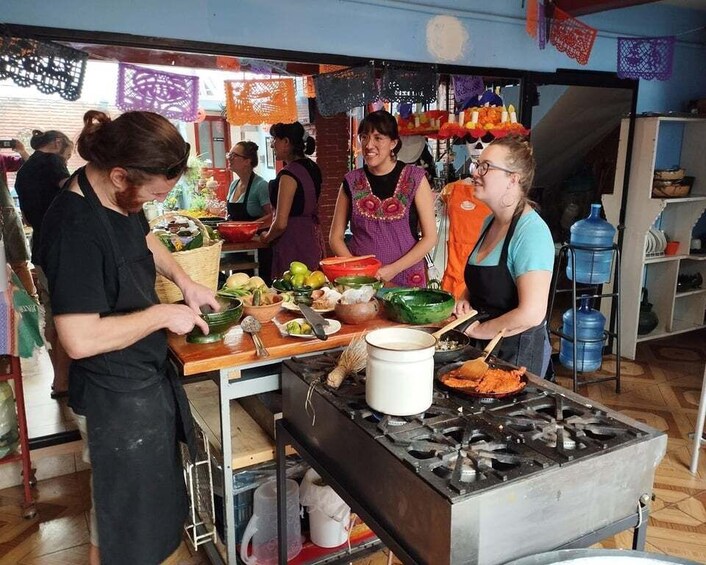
[181,423,217,549]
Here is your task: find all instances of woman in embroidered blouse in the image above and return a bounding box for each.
[329,110,437,287]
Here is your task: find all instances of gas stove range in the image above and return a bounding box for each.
[281,352,667,564]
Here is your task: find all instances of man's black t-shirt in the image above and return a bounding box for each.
[40,189,164,414]
[15,151,69,263]
[269,158,322,216]
[342,160,420,238]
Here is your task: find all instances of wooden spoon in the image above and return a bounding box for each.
[431,310,479,340]
[458,328,506,381]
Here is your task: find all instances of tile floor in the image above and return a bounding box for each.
[2,331,706,563]
[0,347,80,492]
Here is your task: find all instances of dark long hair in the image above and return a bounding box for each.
[30,129,71,151]
[76,110,188,184]
[269,122,315,158]
[357,110,401,155]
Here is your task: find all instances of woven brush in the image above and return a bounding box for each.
[327,335,367,389]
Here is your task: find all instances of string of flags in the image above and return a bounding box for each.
[1,14,701,125]
[525,0,679,80]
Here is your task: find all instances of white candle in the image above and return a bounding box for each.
[471,111,479,124]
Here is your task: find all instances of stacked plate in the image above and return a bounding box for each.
[645,228,667,256]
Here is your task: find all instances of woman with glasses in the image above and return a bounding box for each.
[226,141,272,223]
[453,135,554,377]
[39,110,219,565]
[15,128,74,399]
[260,121,323,276]
[329,110,437,286]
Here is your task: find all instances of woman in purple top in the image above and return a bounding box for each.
[329,110,437,287]
[260,122,324,277]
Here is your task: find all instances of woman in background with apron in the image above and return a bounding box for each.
[226,141,272,223]
[40,110,219,565]
[260,122,324,277]
[453,135,555,376]
[226,140,273,282]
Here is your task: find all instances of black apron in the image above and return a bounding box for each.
[76,168,197,565]
[227,174,258,221]
[464,213,547,376]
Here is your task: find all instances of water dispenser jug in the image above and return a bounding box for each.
[240,479,302,564]
[559,295,606,372]
[566,204,616,284]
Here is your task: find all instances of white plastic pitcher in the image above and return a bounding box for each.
[240,479,302,565]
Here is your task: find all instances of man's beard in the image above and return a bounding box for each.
[115,185,144,213]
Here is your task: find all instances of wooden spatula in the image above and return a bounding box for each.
[431,310,479,340]
[458,328,506,380]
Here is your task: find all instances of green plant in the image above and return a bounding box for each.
[163,154,210,211]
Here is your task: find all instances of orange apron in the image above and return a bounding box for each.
[441,180,491,298]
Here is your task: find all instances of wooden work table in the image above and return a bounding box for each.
[168,309,403,564]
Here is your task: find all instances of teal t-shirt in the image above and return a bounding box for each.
[227,173,270,218]
[469,210,555,280]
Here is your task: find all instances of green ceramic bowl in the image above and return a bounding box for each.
[381,288,455,325]
[187,296,243,344]
[334,275,384,292]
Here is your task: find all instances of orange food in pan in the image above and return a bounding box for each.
[441,366,526,395]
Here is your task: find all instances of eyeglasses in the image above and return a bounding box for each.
[125,142,191,180]
[470,159,518,177]
[227,151,248,160]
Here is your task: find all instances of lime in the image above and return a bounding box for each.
[291,273,306,288]
[290,261,309,275]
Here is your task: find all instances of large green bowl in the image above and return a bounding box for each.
[187,296,243,344]
[381,288,455,325]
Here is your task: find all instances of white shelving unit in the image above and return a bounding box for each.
[602,116,706,359]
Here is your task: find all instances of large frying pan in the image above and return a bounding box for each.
[435,360,528,399]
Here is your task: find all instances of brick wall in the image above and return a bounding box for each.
[312,110,349,257]
[0,97,117,189]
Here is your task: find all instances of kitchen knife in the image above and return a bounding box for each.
[299,303,329,341]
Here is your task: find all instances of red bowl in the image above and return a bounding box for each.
[320,256,381,281]
[217,221,260,243]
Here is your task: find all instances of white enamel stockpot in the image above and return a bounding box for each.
[365,327,437,416]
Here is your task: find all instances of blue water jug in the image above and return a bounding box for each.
[566,203,616,284]
[559,296,606,372]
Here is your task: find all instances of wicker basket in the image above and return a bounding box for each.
[150,213,223,303]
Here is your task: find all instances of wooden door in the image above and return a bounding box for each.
[195,116,231,201]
